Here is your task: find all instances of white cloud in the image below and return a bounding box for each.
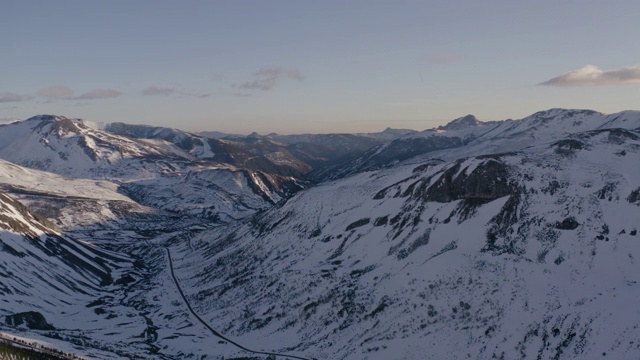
[540,64,640,86]
[235,67,304,91]
[38,85,74,99]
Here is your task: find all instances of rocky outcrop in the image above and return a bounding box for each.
[420,159,516,203]
[5,311,55,330]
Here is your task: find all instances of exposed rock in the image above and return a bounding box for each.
[421,159,516,202]
[555,217,580,230]
[552,139,585,156]
[628,188,640,205]
[345,218,370,231]
[5,311,55,330]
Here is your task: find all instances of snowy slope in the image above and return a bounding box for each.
[121,164,305,221]
[2,108,640,359]
[105,122,217,160]
[0,116,307,222]
[311,109,640,182]
[0,191,263,359]
[0,158,163,230]
[107,122,314,177]
[169,126,640,360]
[0,115,184,180]
[0,190,130,356]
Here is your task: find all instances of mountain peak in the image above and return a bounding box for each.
[530,108,601,119]
[25,114,71,123]
[439,114,481,131]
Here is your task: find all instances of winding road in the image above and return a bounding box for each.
[164,247,314,360]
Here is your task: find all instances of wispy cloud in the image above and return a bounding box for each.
[142,86,176,96]
[38,85,74,99]
[72,89,123,100]
[540,64,640,86]
[427,54,461,65]
[141,86,209,98]
[0,92,29,103]
[235,67,304,91]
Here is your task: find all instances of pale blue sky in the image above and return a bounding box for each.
[2,0,639,133]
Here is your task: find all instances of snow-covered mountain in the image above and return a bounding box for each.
[0,115,182,179]
[0,115,306,221]
[105,121,418,188]
[1,108,640,359]
[170,124,640,359]
[310,109,640,182]
[0,189,133,356]
[0,160,290,359]
[106,122,314,177]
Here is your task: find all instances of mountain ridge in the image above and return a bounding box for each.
[1,108,639,359]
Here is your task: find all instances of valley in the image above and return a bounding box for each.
[0,109,639,359]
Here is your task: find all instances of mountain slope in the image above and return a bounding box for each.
[169,125,640,359]
[309,109,640,182]
[0,115,183,180]
[0,190,125,332]
[3,108,640,359]
[106,122,313,177]
[0,190,259,359]
[0,116,306,221]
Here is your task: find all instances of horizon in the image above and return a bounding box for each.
[2,1,640,134]
[7,107,636,137]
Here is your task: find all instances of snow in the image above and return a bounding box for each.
[168,123,640,359]
[0,109,640,359]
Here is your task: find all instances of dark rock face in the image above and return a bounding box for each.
[421,159,516,203]
[555,217,580,230]
[5,311,55,330]
[345,218,370,231]
[552,139,585,156]
[628,188,640,205]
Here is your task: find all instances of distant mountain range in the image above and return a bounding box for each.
[0,108,639,359]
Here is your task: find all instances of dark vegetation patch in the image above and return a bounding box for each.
[114,274,136,286]
[552,139,585,156]
[542,180,564,196]
[0,339,69,360]
[407,229,431,254]
[350,265,376,279]
[483,194,530,255]
[308,228,322,238]
[554,217,579,230]
[0,240,25,257]
[373,216,388,226]
[628,188,640,205]
[365,297,390,319]
[422,240,458,264]
[596,182,617,201]
[345,218,370,231]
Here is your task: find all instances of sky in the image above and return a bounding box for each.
[1,0,640,134]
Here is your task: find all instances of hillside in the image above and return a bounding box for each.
[171,125,640,359]
[0,108,639,359]
[0,116,306,222]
